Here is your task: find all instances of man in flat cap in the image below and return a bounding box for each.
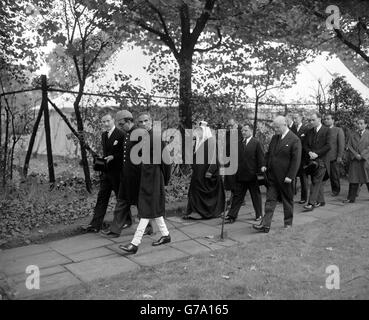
[101,110,152,237]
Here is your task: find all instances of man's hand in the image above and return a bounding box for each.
[261,166,267,173]
[337,157,343,164]
[355,154,362,161]
[284,177,292,183]
[309,151,318,160]
[205,172,212,178]
[104,155,114,163]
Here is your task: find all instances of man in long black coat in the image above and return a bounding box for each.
[101,110,152,238]
[303,112,331,211]
[81,113,124,232]
[225,124,265,223]
[253,116,301,233]
[119,113,172,254]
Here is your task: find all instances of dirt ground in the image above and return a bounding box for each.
[35,205,369,300]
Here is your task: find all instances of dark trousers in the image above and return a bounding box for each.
[90,172,120,229]
[308,163,326,204]
[227,180,262,219]
[330,160,341,194]
[295,170,308,201]
[262,178,294,228]
[110,199,133,234]
[348,183,369,201]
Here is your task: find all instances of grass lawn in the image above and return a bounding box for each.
[37,206,369,300]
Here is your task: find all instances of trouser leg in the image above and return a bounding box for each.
[110,199,133,234]
[226,182,247,220]
[90,174,112,229]
[348,183,359,201]
[262,181,279,228]
[248,181,263,218]
[280,184,294,226]
[131,218,150,246]
[300,171,308,201]
[154,217,170,237]
[308,166,326,204]
[330,160,340,194]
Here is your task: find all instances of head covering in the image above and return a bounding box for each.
[195,123,213,152]
[116,110,133,121]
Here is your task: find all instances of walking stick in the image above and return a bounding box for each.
[219,169,228,241]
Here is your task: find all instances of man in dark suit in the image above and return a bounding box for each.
[225,124,265,223]
[81,113,124,232]
[303,112,331,211]
[292,113,309,204]
[253,116,301,233]
[324,114,345,196]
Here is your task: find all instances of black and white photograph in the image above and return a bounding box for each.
[0,0,369,304]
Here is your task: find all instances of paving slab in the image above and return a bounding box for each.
[195,237,239,250]
[164,229,192,243]
[0,244,50,263]
[14,271,81,299]
[107,236,156,257]
[109,234,137,244]
[65,247,117,262]
[64,254,140,282]
[179,224,220,238]
[228,228,264,244]
[9,265,67,284]
[199,218,223,226]
[223,220,253,232]
[3,251,72,276]
[48,235,114,255]
[128,247,189,267]
[169,240,211,255]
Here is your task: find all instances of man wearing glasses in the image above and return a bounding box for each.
[302,112,331,211]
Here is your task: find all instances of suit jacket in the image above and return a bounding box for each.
[292,123,309,166]
[236,137,265,182]
[327,126,345,161]
[265,130,302,183]
[102,127,124,173]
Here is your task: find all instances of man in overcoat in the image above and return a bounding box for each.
[343,118,369,203]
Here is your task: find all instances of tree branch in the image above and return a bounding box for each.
[194,26,222,53]
[191,0,217,42]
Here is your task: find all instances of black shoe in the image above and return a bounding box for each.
[314,202,325,208]
[100,230,120,238]
[252,224,270,233]
[152,235,171,246]
[298,200,307,204]
[119,243,138,254]
[255,216,262,222]
[303,204,314,212]
[143,226,154,236]
[342,199,355,203]
[224,216,235,224]
[284,224,292,229]
[80,224,99,233]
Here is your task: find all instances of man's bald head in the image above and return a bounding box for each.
[272,116,288,135]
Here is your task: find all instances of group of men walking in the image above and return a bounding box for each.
[81,111,171,255]
[81,109,369,249]
[225,112,369,233]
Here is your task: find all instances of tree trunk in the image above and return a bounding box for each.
[41,75,55,183]
[178,54,193,129]
[253,96,259,137]
[3,107,9,187]
[74,83,92,193]
[23,104,44,177]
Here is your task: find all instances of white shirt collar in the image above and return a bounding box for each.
[107,126,115,137]
[297,123,302,131]
[316,124,322,132]
[281,128,289,140]
[246,136,252,145]
[329,125,334,128]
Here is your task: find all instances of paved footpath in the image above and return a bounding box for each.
[1,182,368,299]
